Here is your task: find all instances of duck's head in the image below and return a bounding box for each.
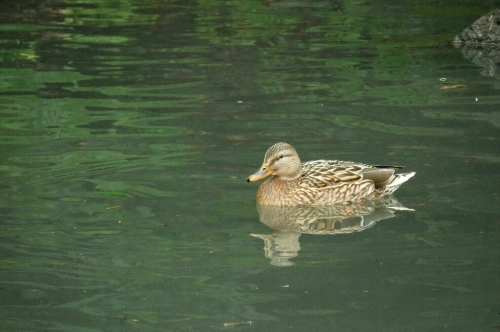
[247,142,302,182]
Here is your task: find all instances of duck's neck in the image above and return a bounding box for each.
[279,172,301,180]
[256,176,301,205]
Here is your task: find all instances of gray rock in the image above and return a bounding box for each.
[454,9,500,45]
[454,10,500,79]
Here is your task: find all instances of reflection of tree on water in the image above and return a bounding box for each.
[251,197,414,266]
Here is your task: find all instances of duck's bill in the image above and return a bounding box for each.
[247,167,273,182]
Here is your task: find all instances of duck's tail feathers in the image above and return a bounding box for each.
[376,172,416,196]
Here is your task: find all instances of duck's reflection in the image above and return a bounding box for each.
[251,197,414,266]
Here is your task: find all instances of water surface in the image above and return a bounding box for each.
[1,1,499,331]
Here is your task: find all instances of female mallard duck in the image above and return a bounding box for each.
[247,142,415,206]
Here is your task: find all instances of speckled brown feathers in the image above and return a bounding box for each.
[247,142,415,206]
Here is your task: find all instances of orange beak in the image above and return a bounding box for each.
[247,165,273,182]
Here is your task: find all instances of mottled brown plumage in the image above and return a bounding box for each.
[247,142,415,206]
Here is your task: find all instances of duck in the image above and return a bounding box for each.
[247,142,415,206]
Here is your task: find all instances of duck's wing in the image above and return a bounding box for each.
[292,161,376,204]
[299,160,364,188]
[360,167,396,187]
[300,160,402,188]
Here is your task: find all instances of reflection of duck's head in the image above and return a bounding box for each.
[247,142,302,182]
[250,232,301,267]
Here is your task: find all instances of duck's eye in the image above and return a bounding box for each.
[279,155,284,159]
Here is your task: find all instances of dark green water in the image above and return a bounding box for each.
[1,1,499,331]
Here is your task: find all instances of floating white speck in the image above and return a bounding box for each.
[439,78,446,81]
[237,100,243,103]
[475,98,478,101]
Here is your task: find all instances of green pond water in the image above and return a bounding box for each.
[1,1,499,331]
